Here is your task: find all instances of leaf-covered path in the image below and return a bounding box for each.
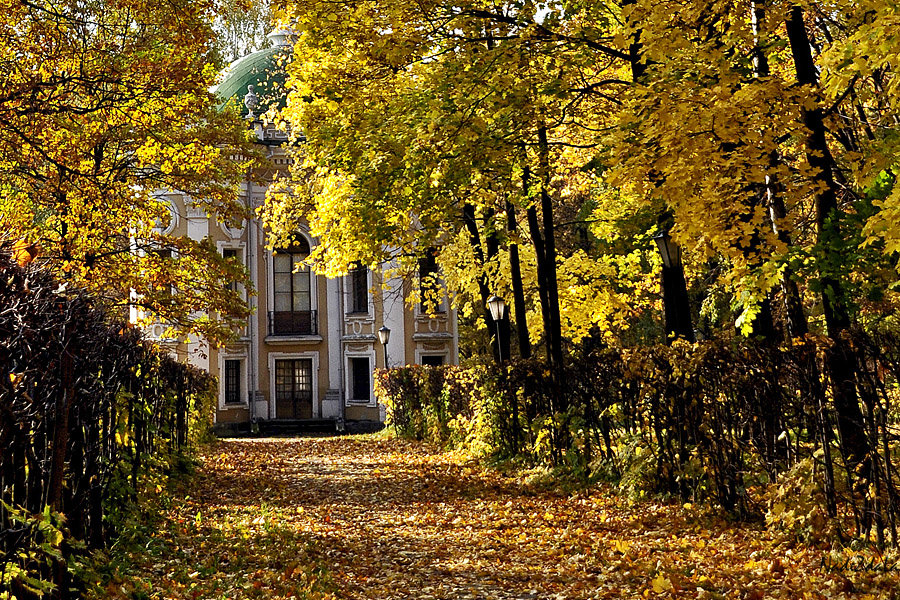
[107,437,898,599]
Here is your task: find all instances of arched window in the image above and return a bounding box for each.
[270,235,317,335]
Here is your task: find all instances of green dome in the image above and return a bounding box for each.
[216,39,290,116]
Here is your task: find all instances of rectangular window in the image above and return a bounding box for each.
[224,359,242,404]
[349,263,368,313]
[151,248,175,296]
[350,357,370,401]
[421,355,445,367]
[418,251,444,314]
[223,248,239,292]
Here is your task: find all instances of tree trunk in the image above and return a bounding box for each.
[766,187,809,338]
[535,124,569,461]
[661,260,695,343]
[506,197,531,359]
[785,5,869,468]
[526,203,552,361]
[536,125,565,380]
[753,1,809,339]
[462,202,510,362]
[483,206,511,361]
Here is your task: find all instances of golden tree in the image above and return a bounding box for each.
[0,0,259,342]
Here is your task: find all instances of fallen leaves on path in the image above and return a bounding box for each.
[99,436,900,599]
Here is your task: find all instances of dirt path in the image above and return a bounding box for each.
[105,436,897,599]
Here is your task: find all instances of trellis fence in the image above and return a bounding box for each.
[378,333,900,548]
[0,247,215,598]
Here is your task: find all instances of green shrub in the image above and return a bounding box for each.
[376,331,900,547]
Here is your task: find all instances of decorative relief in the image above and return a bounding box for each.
[186,204,205,218]
[220,218,245,239]
[153,197,179,235]
[347,343,371,353]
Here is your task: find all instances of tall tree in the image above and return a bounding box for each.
[603,0,900,464]
[264,0,646,362]
[0,0,258,342]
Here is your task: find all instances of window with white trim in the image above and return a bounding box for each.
[349,356,371,402]
[270,235,317,336]
[348,262,369,314]
[222,247,240,293]
[224,359,243,405]
[420,355,445,367]
[273,238,311,313]
[418,250,445,314]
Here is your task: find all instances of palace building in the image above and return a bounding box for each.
[139,30,458,431]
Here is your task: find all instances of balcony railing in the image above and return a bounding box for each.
[268,310,318,336]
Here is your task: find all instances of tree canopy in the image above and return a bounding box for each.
[0,0,260,342]
[266,0,900,348]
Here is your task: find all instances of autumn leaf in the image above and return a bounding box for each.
[650,574,674,594]
[89,436,900,600]
[11,240,39,267]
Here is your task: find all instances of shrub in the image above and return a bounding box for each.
[375,333,900,546]
[0,247,215,597]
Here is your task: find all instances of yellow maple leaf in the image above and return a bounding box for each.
[651,574,674,594]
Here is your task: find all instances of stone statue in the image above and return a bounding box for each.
[244,84,259,120]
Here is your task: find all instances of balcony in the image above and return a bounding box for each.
[268,310,318,337]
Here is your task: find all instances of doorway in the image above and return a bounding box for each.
[274,358,313,419]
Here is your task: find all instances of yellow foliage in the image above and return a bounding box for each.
[0,0,260,342]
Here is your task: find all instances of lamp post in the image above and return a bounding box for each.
[486,295,506,363]
[653,230,681,269]
[653,230,695,343]
[487,294,516,449]
[377,325,391,368]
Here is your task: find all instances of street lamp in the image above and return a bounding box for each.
[653,230,681,269]
[377,325,391,368]
[653,229,695,343]
[486,295,506,363]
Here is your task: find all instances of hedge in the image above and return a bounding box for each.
[376,334,900,547]
[0,247,215,598]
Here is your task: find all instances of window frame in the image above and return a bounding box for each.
[344,348,376,407]
[415,348,451,367]
[218,242,247,300]
[265,233,319,337]
[217,352,248,410]
[347,262,370,315]
[418,251,445,315]
[420,355,445,367]
[272,237,312,314]
[349,356,372,402]
[223,359,243,405]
